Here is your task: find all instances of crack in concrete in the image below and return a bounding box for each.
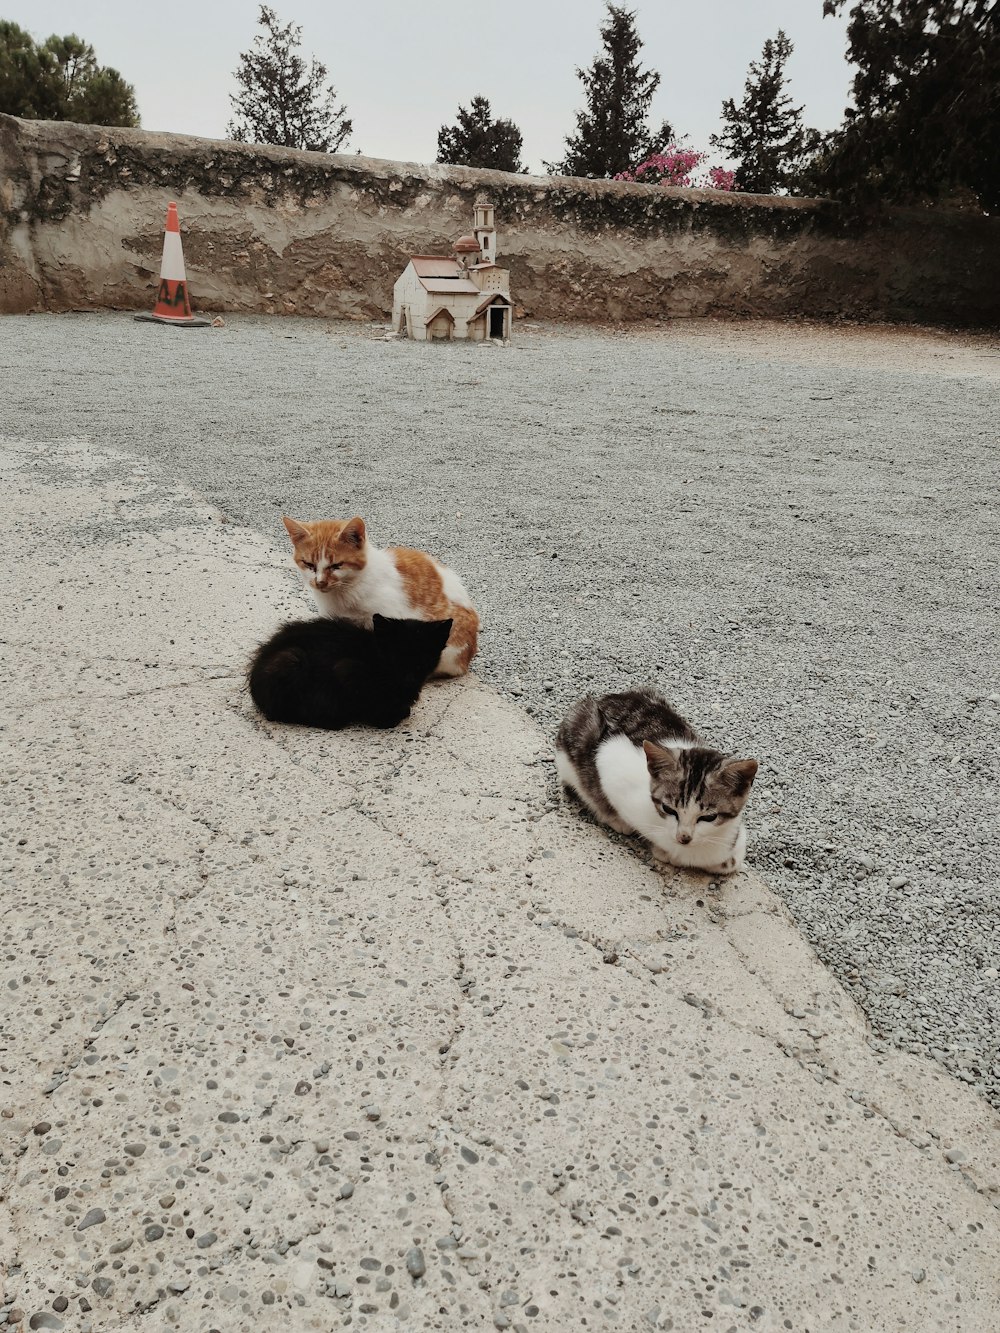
[0,636,233,674]
[42,989,139,1099]
[501,870,979,1191]
[16,671,240,711]
[695,910,1000,1191]
[222,693,375,796]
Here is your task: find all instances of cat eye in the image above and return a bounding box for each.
[658,803,677,818]
[697,813,719,823]
[303,561,316,571]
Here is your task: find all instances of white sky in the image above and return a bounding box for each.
[5,1,853,172]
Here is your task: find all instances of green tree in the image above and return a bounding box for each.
[548,4,673,178]
[436,96,524,172]
[710,31,814,194]
[0,21,138,126]
[228,5,351,153]
[814,0,999,211]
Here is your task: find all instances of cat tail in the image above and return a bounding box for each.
[435,603,479,677]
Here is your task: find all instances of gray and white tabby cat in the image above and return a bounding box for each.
[555,688,758,875]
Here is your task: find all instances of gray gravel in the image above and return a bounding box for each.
[3,311,998,1107]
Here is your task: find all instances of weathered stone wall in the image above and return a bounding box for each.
[2,113,998,325]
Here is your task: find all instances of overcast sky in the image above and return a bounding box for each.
[6,1,854,172]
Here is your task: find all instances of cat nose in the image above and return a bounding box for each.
[677,832,692,845]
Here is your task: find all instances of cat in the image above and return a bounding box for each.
[248,614,452,730]
[555,688,758,875]
[281,515,479,678]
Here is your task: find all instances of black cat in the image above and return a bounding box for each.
[248,615,453,729]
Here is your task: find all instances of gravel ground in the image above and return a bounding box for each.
[4,311,999,1108]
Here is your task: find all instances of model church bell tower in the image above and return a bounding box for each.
[474,201,496,266]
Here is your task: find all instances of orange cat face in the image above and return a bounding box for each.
[281,515,367,592]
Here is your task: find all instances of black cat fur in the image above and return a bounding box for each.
[248,615,453,730]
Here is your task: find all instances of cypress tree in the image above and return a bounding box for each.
[710,31,811,195]
[437,96,524,172]
[548,4,672,178]
[228,5,351,153]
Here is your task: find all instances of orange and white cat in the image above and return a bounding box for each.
[281,515,479,677]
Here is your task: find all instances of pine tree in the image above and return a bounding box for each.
[814,0,999,212]
[548,4,672,178]
[0,21,138,126]
[710,31,811,194]
[436,96,524,172]
[227,6,351,153]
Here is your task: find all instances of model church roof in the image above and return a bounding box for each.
[407,256,481,293]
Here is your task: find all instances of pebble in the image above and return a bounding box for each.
[196,1232,218,1249]
[405,1247,426,1279]
[77,1209,106,1231]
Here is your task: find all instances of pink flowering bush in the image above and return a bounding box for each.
[614,149,738,192]
[706,165,737,191]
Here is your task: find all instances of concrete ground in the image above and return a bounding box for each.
[3,313,999,1109]
[2,326,1000,1331]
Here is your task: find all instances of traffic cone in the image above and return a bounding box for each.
[134,202,210,327]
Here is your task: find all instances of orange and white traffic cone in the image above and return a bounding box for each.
[134,202,210,327]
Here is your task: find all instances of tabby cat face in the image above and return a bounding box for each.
[642,742,758,846]
[282,515,367,592]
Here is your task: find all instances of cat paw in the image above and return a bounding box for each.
[606,816,634,835]
[651,846,674,863]
[705,858,739,876]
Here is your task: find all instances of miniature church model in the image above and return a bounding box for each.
[392,201,513,341]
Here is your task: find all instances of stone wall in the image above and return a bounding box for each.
[2,113,998,325]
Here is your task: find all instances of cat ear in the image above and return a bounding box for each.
[719,757,759,795]
[643,740,680,774]
[341,517,366,548]
[282,515,310,544]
